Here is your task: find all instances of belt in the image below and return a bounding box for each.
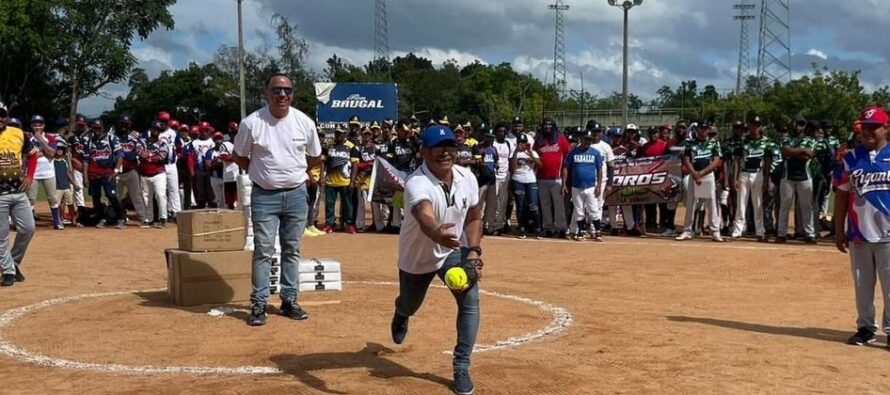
[252,182,302,192]
[742,168,762,173]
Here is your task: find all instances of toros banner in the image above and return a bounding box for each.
[604,156,685,206]
[315,83,398,127]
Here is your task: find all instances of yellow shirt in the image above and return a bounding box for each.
[0,126,36,194]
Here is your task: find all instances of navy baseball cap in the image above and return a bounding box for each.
[421,125,456,148]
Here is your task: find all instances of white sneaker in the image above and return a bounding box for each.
[711,232,724,242]
[675,232,694,241]
[660,229,676,237]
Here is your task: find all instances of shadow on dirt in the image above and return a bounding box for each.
[134,291,252,321]
[270,342,451,394]
[666,315,881,346]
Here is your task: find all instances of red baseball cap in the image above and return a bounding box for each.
[212,132,224,140]
[860,106,888,126]
[156,111,171,122]
[228,121,238,130]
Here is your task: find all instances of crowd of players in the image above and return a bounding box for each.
[5,108,853,245]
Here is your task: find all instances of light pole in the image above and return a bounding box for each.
[237,0,246,119]
[607,0,642,130]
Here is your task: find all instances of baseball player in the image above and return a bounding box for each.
[0,102,39,286]
[562,127,606,241]
[206,132,238,210]
[136,122,170,228]
[350,128,382,232]
[390,125,483,395]
[83,119,126,229]
[777,117,817,244]
[834,105,890,347]
[156,112,182,218]
[676,120,724,242]
[115,116,146,224]
[730,118,771,241]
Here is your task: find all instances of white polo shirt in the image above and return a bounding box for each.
[398,163,480,274]
[233,106,321,190]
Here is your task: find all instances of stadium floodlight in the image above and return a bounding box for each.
[608,0,643,129]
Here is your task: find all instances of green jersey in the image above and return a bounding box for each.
[735,136,771,172]
[685,137,721,172]
[780,134,816,181]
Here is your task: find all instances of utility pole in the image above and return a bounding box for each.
[237,0,246,119]
[374,0,390,63]
[548,1,569,98]
[608,0,643,129]
[733,1,756,93]
[756,0,791,93]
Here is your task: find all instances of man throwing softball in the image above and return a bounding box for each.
[834,105,890,347]
[390,125,483,395]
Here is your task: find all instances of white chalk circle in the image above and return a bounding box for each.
[0,281,572,375]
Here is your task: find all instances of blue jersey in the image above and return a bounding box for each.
[834,144,890,243]
[564,146,604,189]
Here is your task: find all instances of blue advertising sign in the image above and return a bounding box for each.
[315,83,398,127]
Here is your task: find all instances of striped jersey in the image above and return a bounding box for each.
[834,144,890,243]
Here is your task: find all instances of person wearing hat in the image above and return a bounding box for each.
[226,121,239,142]
[462,122,478,147]
[812,120,838,235]
[640,124,671,234]
[833,105,890,347]
[205,131,238,210]
[322,127,359,234]
[389,125,483,395]
[51,138,78,226]
[189,122,216,209]
[26,115,64,230]
[0,102,40,285]
[562,127,606,241]
[154,111,182,218]
[350,127,383,232]
[535,118,572,238]
[775,116,818,243]
[377,118,396,156]
[136,121,170,228]
[675,120,724,242]
[82,119,127,228]
[474,128,500,234]
[346,115,362,144]
[115,118,147,227]
[730,116,771,241]
[437,115,450,127]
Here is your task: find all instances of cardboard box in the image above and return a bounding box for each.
[165,249,253,306]
[177,209,247,252]
[298,259,341,273]
[299,272,341,283]
[299,280,343,292]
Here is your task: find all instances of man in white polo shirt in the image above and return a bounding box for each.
[233,73,322,327]
[390,125,484,395]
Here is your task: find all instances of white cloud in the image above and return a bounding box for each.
[806,48,828,60]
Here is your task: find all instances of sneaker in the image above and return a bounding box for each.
[115,220,126,229]
[0,274,14,287]
[536,231,544,240]
[96,219,107,228]
[847,328,876,345]
[346,225,357,234]
[391,312,409,344]
[302,227,318,237]
[14,265,24,282]
[453,369,475,395]
[675,232,694,241]
[54,223,64,230]
[711,232,724,242]
[139,220,152,229]
[323,225,334,234]
[305,225,321,236]
[280,299,309,320]
[572,233,584,241]
[804,237,818,245]
[593,232,604,242]
[61,219,72,225]
[517,229,527,239]
[154,219,168,229]
[729,234,741,241]
[247,304,266,326]
[775,237,787,244]
[660,229,676,237]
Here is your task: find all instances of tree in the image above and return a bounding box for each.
[47,0,175,130]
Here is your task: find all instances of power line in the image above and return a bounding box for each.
[733,1,755,93]
[756,0,791,92]
[374,0,390,62]
[548,0,569,97]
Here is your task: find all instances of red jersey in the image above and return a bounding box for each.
[641,139,668,158]
[535,134,571,180]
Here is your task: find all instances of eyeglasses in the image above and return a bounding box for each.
[431,145,457,153]
[270,87,294,96]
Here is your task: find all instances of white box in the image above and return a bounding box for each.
[270,266,280,276]
[299,272,341,283]
[270,284,280,294]
[299,259,341,273]
[299,280,342,292]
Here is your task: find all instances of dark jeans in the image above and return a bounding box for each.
[512,181,541,232]
[88,176,124,222]
[178,162,192,211]
[325,185,354,226]
[659,203,674,230]
[192,171,215,208]
[395,249,480,370]
[644,204,658,229]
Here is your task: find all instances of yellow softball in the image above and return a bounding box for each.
[444,267,468,291]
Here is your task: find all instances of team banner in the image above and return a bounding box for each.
[315,83,398,128]
[368,157,408,204]
[604,156,684,206]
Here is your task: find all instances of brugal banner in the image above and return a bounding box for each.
[604,155,685,206]
[315,83,399,128]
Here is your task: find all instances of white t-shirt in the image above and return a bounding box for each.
[34,156,55,180]
[158,128,178,165]
[233,106,321,190]
[191,138,215,172]
[591,141,615,176]
[511,150,539,184]
[398,163,480,274]
[492,140,513,180]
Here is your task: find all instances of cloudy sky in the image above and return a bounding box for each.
[80,0,890,116]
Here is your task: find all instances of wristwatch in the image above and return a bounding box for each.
[467,246,482,256]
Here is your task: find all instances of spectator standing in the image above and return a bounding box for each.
[351,128,382,232]
[156,112,182,219]
[323,128,358,234]
[136,122,170,228]
[27,115,63,229]
[190,123,216,208]
[535,118,572,238]
[675,121,724,242]
[52,140,77,226]
[207,132,238,209]
[776,117,817,243]
[83,120,125,229]
[0,102,38,286]
[510,134,542,239]
[730,118,770,241]
[490,123,514,235]
[562,128,605,241]
[115,119,146,224]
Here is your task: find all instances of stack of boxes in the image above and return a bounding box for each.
[239,174,282,294]
[166,209,250,306]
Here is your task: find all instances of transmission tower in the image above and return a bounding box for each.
[374,0,390,62]
[733,1,755,93]
[548,0,569,96]
[756,0,791,92]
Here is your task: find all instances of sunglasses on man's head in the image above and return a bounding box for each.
[270,87,294,96]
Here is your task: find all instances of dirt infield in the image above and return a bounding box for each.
[0,216,888,394]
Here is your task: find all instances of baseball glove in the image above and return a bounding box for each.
[454,257,483,293]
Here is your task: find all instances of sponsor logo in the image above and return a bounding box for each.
[331,94,384,109]
[850,169,890,196]
[612,172,668,187]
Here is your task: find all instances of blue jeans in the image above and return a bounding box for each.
[512,181,541,232]
[395,249,480,371]
[0,193,35,275]
[88,176,124,222]
[250,184,308,306]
